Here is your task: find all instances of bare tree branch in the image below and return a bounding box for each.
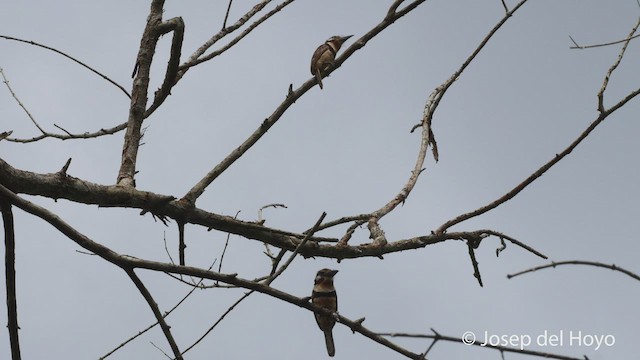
[222,0,234,29]
[507,260,640,282]
[101,266,213,359]
[2,67,122,143]
[124,268,183,360]
[597,17,640,113]
[500,0,509,12]
[266,212,326,283]
[5,123,128,143]
[117,0,167,187]
[0,158,547,261]
[0,196,22,360]
[144,17,185,118]
[1,67,45,135]
[0,35,131,99]
[178,0,291,72]
[569,33,640,49]
[178,221,186,265]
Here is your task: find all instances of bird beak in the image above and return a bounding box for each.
[327,269,339,277]
[340,35,353,43]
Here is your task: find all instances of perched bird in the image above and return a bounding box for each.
[312,268,339,357]
[310,35,353,89]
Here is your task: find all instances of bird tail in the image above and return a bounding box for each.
[323,329,335,357]
[315,69,324,90]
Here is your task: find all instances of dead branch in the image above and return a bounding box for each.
[222,0,234,29]
[0,35,131,99]
[117,0,167,187]
[124,268,183,360]
[1,67,45,135]
[5,123,128,143]
[101,265,213,359]
[178,0,292,73]
[0,196,22,360]
[144,17,185,118]
[507,260,640,282]
[597,17,640,113]
[0,159,547,261]
[569,33,640,50]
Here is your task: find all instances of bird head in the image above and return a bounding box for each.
[315,268,339,285]
[326,35,353,50]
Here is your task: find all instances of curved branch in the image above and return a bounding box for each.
[143,17,185,118]
[507,260,640,282]
[569,33,640,50]
[597,17,640,113]
[5,122,127,144]
[318,0,530,244]
[0,35,131,99]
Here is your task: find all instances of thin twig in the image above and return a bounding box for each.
[0,67,46,134]
[180,290,254,355]
[0,35,131,99]
[597,17,640,113]
[179,0,292,71]
[222,0,234,29]
[257,203,287,224]
[125,267,183,360]
[569,33,640,49]
[149,341,172,359]
[500,0,508,12]
[5,122,127,143]
[266,212,327,284]
[100,270,212,359]
[507,260,640,282]
[305,214,369,234]
[216,210,241,283]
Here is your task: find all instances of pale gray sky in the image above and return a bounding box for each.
[1,1,639,359]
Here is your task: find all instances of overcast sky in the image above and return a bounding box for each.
[1,1,639,359]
